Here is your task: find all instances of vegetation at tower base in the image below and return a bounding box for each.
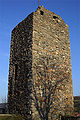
[32,54,70,120]
[0,114,25,120]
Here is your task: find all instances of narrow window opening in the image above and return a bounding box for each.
[15,64,18,80]
[62,47,65,50]
[53,16,58,19]
[12,64,18,95]
[40,11,44,15]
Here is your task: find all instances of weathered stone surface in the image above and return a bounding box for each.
[8,13,33,120]
[8,6,74,120]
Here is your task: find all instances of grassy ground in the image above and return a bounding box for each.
[0,114,24,120]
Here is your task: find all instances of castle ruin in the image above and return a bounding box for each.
[8,6,74,120]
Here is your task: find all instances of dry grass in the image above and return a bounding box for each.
[0,114,24,120]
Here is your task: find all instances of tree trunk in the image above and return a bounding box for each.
[46,114,48,120]
[41,115,48,120]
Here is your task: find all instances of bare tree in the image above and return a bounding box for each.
[32,54,69,120]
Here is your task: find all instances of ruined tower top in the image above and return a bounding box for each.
[36,6,68,27]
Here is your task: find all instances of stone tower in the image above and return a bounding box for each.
[8,6,74,120]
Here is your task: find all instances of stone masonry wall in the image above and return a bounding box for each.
[32,6,74,119]
[8,6,74,120]
[8,13,33,120]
